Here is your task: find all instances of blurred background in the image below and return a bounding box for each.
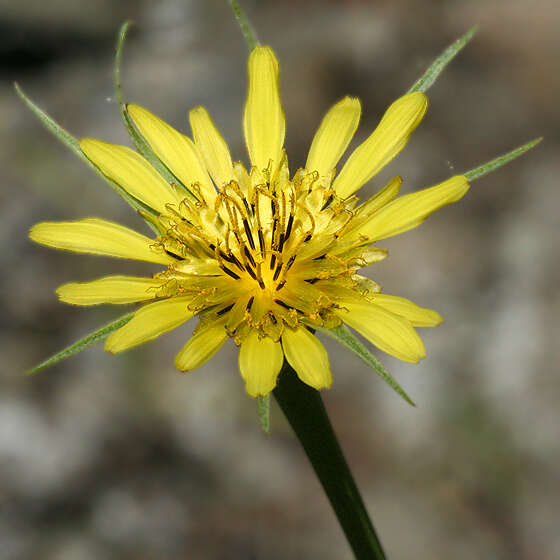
[1,0,558,558]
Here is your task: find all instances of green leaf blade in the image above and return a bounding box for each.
[407,25,479,94]
[113,21,196,203]
[28,312,135,375]
[316,324,415,406]
[464,137,542,181]
[229,0,260,51]
[15,82,161,230]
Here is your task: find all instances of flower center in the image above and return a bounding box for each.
[152,166,378,342]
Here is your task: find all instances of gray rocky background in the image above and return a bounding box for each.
[1,0,558,558]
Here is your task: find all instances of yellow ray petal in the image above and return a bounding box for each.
[175,321,228,371]
[357,176,402,217]
[281,327,332,390]
[127,104,216,203]
[29,218,174,265]
[243,46,285,173]
[105,296,194,354]
[57,275,163,306]
[239,330,284,397]
[306,96,361,177]
[373,294,443,327]
[339,302,426,363]
[79,138,182,213]
[357,175,469,241]
[189,106,233,188]
[333,92,428,198]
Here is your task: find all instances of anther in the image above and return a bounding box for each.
[284,213,294,242]
[165,249,185,261]
[244,247,256,268]
[272,260,283,282]
[221,266,241,280]
[217,303,234,316]
[274,299,290,309]
[242,218,256,250]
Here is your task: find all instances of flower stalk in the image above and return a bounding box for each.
[274,362,386,560]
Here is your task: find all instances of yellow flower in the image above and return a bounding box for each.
[29,46,469,397]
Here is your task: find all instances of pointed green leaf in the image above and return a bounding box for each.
[28,312,135,375]
[407,26,479,94]
[114,21,196,203]
[316,324,415,406]
[15,82,160,231]
[229,0,259,51]
[257,395,271,434]
[464,137,542,181]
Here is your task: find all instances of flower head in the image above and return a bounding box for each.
[29,46,469,397]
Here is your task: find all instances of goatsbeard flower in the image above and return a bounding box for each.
[29,46,469,397]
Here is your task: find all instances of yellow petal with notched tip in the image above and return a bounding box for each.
[281,327,332,390]
[239,330,284,397]
[29,218,173,265]
[175,322,228,371]
[57,275,162,305]
[105,296,194,354]
[189,106,233,188]
[79,138,182,213]
[333,92,428,198]
[244,46,285,173]
[357,175,469,241]
[339,302,426,363]
[373,294,443,327]
[127,104,216,203]
[306,96,361,177]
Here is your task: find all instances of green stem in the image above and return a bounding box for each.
[273,363,386,559]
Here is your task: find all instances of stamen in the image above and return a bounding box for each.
[244,246,257,268]
[165,249,185,261]
[274,299,290,310]
[284,213,294,243]
[222,266,241,280]
[245,263,258,281]
[272,260,283,282]
[217,303,234,315]
[257,229,265,253]
[242,218,256,250]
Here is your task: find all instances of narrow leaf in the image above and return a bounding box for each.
[257,395,271,434]
[464,137,542,181]
[407,25,479,94]
[28,312,135,374]
[15,82,160,229]
[229,0,260,51]
[316,324,415,406]
[113,21,196,202]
